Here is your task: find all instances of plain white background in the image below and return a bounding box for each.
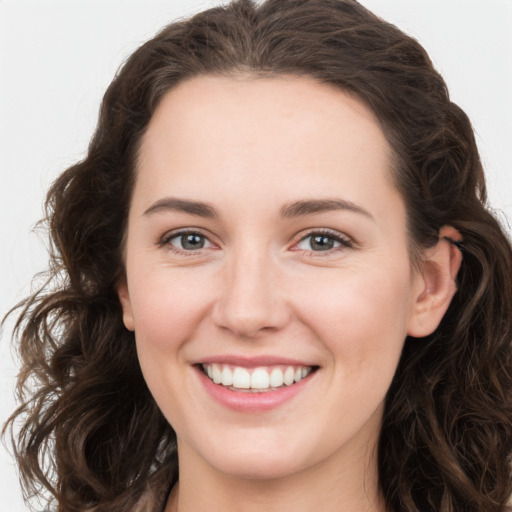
[1,0,511,509]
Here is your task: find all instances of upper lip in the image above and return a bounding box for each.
[195,355,318,368]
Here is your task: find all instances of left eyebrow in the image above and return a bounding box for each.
[280,199,374,220]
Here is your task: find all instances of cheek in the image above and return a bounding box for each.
[128,267,217,354]
[294,265,413,369]
[128,268,218,426]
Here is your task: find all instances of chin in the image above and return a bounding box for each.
[184,430,315,481]
[212,455,305,481]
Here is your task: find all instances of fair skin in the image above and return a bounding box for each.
[118,75,461,512]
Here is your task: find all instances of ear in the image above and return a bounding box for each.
[407,226,463,338]
[117,279,135,332]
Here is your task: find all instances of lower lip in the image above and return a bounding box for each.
[195,366,316,412]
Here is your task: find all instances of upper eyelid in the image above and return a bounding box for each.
[160,230,218,256]
[160,227,216,244]
[292,228,353,244]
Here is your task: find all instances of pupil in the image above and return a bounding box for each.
[311,235,334,251]
[182,234,204,250]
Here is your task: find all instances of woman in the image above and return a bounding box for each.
[4,0,512,511]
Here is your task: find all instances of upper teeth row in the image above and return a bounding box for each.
[203,363,312,390]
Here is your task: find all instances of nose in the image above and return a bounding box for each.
[212,246,290,338]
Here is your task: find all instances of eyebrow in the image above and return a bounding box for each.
[143,197,218,218]
[280,199,374,220]
[143,197,373,220]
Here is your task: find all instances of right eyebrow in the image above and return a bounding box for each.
[143,197,218,218]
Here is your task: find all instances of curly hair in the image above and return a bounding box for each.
[4,0,512,511]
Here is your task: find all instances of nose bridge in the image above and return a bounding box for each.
[213,239,289,337]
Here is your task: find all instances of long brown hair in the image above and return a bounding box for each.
[4,1,512,511]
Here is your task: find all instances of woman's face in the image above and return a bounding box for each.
[119,75,431,481]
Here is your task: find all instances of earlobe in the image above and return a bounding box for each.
[407,226,463,338]
[117,281,135,332]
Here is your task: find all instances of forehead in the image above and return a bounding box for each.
[135,74,400,221]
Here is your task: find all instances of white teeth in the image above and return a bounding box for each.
[232,367,251,389]
[269,367,284,388]
[283,366,295,386]
[221,366,233,386]
[251,368,270,389]
[203,363,313,391]
[212,363,222,384]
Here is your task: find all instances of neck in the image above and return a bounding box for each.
[165,440,386,512]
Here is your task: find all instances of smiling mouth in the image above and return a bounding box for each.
[200,363,318,393]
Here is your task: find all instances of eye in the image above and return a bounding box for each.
[162,231,214,252]
[295,231,353,252]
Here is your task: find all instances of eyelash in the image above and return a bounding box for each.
[159,228,354,257]
[292,229,354,256]
[159,229,215,256]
